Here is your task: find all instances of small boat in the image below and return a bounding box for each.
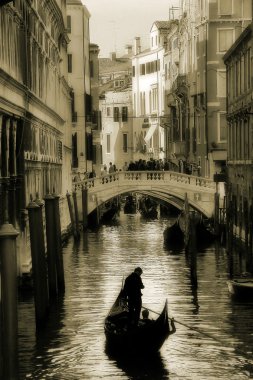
[100,200,119,223]
[139,197,158,219]
[178,212,215,249]
[104,290,176,354]
[227,277,253,298]
[123,195,137,214]
[163,220,184,250]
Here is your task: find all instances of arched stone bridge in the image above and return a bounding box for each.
[73,171,217,218]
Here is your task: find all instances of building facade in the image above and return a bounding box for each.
[89,43,102,176]
[0,0,72,274]
[100,87,133,171]
[132,23,173,162]
[99,50,133,171]
[66,0,93,175]
[162,0,251,177]
[189,0,251,177]
[224,24,253,271]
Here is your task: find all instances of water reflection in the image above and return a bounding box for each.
[18,214,253,380]
[105,345,169,380]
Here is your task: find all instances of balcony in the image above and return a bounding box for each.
[142,118,150,129]
[86,111,102,130]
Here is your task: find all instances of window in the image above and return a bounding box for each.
[123,133,128,153]
[106,107,111,116]
[66,15,71,33]
[106,134,111,153]
[90,61,94,78]
[217,70,226,97]
[140,63,145,75]
[113,107,119,122]
[218,112,227,142]
[217,29,234,52]
[140,92,146,115]
[196,114,201,143]
[218,0,232,15]
[244,119,250,160]
[122,107,128,122]
[132,66,135,77]
[151,87,158,112]
[86,133,93,160]
[68,54,72,73]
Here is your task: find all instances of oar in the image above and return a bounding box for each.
[143,304,224,340]
[143,305,253,361]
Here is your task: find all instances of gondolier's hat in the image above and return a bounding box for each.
[134,267,143,274]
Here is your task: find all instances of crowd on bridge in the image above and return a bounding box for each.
[120,158,200,175]
[73,158,201,183]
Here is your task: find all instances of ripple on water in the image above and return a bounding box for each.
[18,215,253,379]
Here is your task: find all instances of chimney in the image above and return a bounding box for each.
[125,44,132,55]
[110,52,116,61]
[134,37,141,55]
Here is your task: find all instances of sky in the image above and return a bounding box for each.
[82,0,180,58]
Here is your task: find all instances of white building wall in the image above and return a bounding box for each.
[67,2,91,173]
[132,46,165,160]
[100,89,133,172]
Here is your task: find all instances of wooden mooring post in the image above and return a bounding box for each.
[0,222,19,380]
[52,192,65,293]
[227,199,234,278]
[249,205,253,273]
[66,191,79,239]
[187,212,198,289]
[214,191,220,236]
[72,189,80,239]
[44,193,58,297]
[27,196,49,327]
[82,186,88,230]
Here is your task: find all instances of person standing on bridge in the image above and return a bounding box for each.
[123,267,144,328]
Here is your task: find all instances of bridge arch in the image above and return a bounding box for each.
[74,171,216,219]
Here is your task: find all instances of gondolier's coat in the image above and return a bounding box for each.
[123,272,144,299]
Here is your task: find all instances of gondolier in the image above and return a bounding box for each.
[123,267,144,327]
[104,287,175,354]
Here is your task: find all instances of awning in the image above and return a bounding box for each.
[144,124,157,143]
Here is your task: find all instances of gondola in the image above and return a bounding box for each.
[163,220,184,250]
[123,195,137,214]
[227,277,253,298]
[104,290,176,354]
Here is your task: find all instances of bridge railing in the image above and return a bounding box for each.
[72,171,216,192]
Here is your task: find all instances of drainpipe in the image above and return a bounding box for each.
[83,7,88,173]
[205,21,209,174]
[157,51,160,156]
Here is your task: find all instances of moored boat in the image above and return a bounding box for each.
[227,277,253,298]
[123,195,137,214]
[104,290,176,354]
[163,220,184,250]
[139,196,158,219]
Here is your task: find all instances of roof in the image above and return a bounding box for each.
[151,20,177,31]
[99,58,132,74]
[223,24,252,63]
[66,0,83,4]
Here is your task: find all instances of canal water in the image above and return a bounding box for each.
[18,213,253,380]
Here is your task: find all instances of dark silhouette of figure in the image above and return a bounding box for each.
[123,267,144,327]
[141,309,152,324]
